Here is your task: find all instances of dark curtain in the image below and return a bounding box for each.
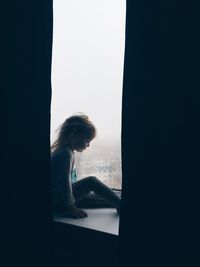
[119,1,200,266]
[1,1,54,267]
[1,1,199,267]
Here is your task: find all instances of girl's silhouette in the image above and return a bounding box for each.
[51,113,121,218]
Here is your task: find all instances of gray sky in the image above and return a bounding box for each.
[51,0,126,142]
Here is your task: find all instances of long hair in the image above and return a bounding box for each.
[51,113,96,152]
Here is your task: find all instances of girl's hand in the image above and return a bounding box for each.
[66,205,88,219]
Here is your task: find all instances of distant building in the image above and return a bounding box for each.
[75,140,122,189]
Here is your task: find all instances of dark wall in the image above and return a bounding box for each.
[53,222,119,267]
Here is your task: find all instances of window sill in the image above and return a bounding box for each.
[53,208,119,236]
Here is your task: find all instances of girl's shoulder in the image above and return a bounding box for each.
[51,148,73,161]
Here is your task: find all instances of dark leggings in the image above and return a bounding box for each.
[72,176,121,210]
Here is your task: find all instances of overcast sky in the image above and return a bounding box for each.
[51,0,126,143]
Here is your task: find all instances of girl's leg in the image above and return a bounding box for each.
[72,176,121,211]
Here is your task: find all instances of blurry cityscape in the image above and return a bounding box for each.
[74,139,122,189]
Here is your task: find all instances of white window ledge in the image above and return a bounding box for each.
[54,208,119,236]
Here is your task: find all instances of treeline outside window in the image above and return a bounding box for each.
[51,0,126,189]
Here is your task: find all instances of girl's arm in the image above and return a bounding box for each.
[59,150,75,208]
[58,150,88,218]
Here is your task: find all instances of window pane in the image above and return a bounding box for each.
[51,0,126,189]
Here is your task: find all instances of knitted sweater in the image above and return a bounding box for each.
[51,148,75,209]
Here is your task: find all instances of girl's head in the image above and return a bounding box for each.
[51,113,96,152]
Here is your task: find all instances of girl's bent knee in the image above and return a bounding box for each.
[87,176,99,186]
[88,176,97,180]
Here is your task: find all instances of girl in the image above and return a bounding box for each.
[51,113,121,218]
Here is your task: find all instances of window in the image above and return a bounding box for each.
[51,0,126,189]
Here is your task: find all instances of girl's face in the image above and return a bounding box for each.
[75,140,90,152]
[69,135,91,152]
